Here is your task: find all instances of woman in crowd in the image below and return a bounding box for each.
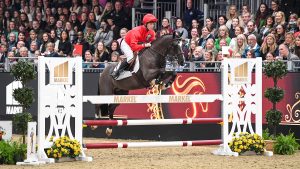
[109,40,122,57]
[215,25,231,51]
[94,41,110,68]
[255,3,270,30]
[94,20,113,48]
[232,34,248,58]
[40,32,50,54]
[82,50,94,68]
[205,17,216,37]
[198,26,213,48]
[175,18,188,39]
[260,33,278,60]
[275,24,286,45]
[259,16,274,41]
[284,32,296,54]
[226,5,239,29]
[274,11,286,28]
[55,30,72,57]
[229,17,240,38]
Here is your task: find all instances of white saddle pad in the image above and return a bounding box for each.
[114,57,140,80]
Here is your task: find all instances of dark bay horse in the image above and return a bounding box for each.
[95,33,184,135]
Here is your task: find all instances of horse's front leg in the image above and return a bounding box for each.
[105,104,119,136]
[164,71,177,88]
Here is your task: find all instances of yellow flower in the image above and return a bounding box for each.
[56,143,61,147]
[54,149,58,153]
[47,150,51,155]
[239,145,243,149]
[53,154,57,158]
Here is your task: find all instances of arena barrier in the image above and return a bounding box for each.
[37,57,262,162]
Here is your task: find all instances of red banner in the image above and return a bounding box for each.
[114,73,300,124]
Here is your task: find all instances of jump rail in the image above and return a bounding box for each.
[83,140,223,149]
[83,118,223,126]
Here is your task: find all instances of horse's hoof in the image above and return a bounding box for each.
[106,128,113,137]
[91,125,98,130]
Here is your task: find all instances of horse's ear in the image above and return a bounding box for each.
[173,31,176,39]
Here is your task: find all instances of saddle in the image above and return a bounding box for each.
[114,52,140,81]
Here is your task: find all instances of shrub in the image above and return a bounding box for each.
[0,141,26,164]
[274,133,299,155]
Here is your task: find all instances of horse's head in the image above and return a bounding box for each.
[166,32,185,66]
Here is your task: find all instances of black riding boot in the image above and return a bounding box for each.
[111,60,129,79]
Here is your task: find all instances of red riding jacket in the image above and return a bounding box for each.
[124,25,156,52]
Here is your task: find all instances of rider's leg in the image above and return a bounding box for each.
[111,40,134,78]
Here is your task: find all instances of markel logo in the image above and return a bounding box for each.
[54,61,69,83]
[6,81,22,114]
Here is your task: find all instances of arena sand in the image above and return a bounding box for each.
[2,137,300,169]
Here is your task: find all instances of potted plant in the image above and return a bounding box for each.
[274,132,299,155]
[264,61,287,136]
[228,132,266,155]
[10,60,36,144]
[46,136,82,162]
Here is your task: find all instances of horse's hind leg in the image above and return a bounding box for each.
[105,104,119,136]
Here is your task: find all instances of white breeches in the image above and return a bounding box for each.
[120,40,134,62]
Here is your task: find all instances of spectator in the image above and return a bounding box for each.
[94,20,113,48]
[28,41,38,58]
[8,33,17,52]
[183,0,203,30]
[255,3,270,30]
[198,26,213,48]
[232,34,248,58]
[287,13,298,33]
[241,12,251,33]
[110,51,120,62]
[55,30,72,57]
[70,0,81,14]
[0,43,7,63]
[270,0,281,17]
[260,33,278,60]
[100,1,114,21]
[93,5,102,21]
[266,52,276,61]
[226,5,239,29]
[117,27,128,44]
[259,16,274,41]
[229,26,244,49]
[246,49,256,58]
[215,25,231,51]
[294,18,300,37]
[244,21,259,40]
[157,18,173,38]
[243,34,261,58]
[88,12,100,29]
[110,1,130,29]
[79,12,88,31]
[106,16,120,40]
[229,17,240,38]
[27,30,41,48]
[82,50,93,68]
[284,32,296,54]
[278,43,299,60]
[175,18,188,40]
[18,46,30,62]
[204,38,218,58]
[70,12,81,30]
[74,31,90,60]
[189,19,201,37]
[274,11,286,28]
[35,12,47,30]
[275,24,286,45]
[192,46,205,69]
[204,50,215,68]
[109,40,122,56]
[17,32,29,48]
[65,21,77,43]
[84,21,97,49]
[94,41,110,68]
[184,39,197,61]
[187,28,199,44]
[205,17,216,37]
[44,42,59,57]
[56,20,64,38]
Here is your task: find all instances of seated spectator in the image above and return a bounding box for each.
[7,51,17,64]
[229,17,240,38]
[287,13,298,33]
[175,18,188,39]
[243,34,261,58]
[49,29,58,43]
[94,41,110,68]
[215,15,228,37]
[232,34,248,58]
[275,24,286,45]
[18,46,32,62]
[229,26,245,50]
[28,41,38,58]
[198,26,213,48]
[246,49,256,58]
[278,44,299,60]
[294,18,300,37]
[0,43,7,63]
[270,0,281,17]
[241,12,252,34]
[244,21,259,40]
[226,5,239,29]
[44,42,59,57]
[204,38,218,58]
[8,33,17,52]
[106,16,120,40]
[284,32,296,54]
[70,0,81,14]
[261,34,278,60]
[84,22,97,50]
[215,25,231,51]
[186,28,200,46]
[184,39,197,61]
[205,17,217,37]
[192,46,205,69]
[82,50,94,68]
[117,28,129,45]
[74,31,90,60]
[27,30,41,49]
[204,50,215,68]
[79,12,88,31]
[255,3,270,30]
[94,20,113,48]
[266,52,276,61]
[110,51,121,62]
[55,31,72,57]
[274,11,286,28]
[259,16,274,41]
[40,33,50,54]
[88,12,100,29]
[157,18,173,38]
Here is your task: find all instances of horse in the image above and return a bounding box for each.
[94,32,184,135]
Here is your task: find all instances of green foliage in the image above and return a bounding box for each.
[13,112,32,143]
[264,88,284,104]
[262,128,275,140]
[264,60,287,82]
[0,141,27,164]
[266,110,282,127]
[13,88,34,111]
[274,133,299,155]
[10,60,36,85]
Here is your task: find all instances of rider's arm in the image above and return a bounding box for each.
[128,34,145,51]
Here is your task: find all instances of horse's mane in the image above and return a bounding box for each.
[139,34,173,55]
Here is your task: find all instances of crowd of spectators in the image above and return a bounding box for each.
[0,0,300,70]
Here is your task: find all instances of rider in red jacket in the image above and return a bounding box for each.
[111,13,158,79]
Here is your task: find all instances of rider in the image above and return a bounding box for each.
[111,13,158,78]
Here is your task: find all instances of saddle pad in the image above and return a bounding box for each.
[114,56,140,80]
